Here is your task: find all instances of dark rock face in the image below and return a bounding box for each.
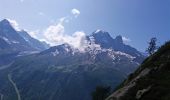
[115,35,123,44]
[90,30,115,48]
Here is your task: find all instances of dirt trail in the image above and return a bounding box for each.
[8,74,21,100]
[0,93,3,100]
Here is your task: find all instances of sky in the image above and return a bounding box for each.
[0,0,170,52]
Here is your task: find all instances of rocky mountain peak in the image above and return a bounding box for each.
[0,19,14,31]
[0,19,10,25]
[115,35,123,44]
[92,29,112,40]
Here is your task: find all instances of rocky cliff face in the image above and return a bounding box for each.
[106,41,170,100]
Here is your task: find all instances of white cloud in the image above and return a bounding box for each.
[32,8,84,49]
[57,9,80,24]
[20,0,24,2]
[38,12,45,16]
[71,8,80,18]
[122,36,131,42]
[12,8,83,49]
[7,19,20,31]
[71,31,87,48]
[59,17,67,24]
[41,22,87,49]
[43,23,65,46]
[59,17,66,23]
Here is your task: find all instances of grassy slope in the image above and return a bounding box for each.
[107,41,170,100]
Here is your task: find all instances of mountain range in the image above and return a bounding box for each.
[0,19,145,100]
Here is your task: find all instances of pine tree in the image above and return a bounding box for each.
[146,37,157,55]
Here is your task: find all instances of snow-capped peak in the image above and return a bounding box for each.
[94,29,103,33]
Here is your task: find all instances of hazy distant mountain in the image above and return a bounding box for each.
[0,19,49,51]
[106,41,170,100]
[0,27,145,100]
[0,19,49,66]
[0,19,34,51]
[18,30,49,51]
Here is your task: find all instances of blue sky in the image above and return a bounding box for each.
[0,0,170,52]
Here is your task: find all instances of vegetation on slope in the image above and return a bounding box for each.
[106,41,170,100]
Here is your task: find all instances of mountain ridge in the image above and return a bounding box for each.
[0,19,146,100]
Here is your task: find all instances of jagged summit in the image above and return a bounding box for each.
[115,35,123,44]
[0,19,15,31]
[0,19,10,24]
[90,30,124,48]
[92,29,111,38]
[89,30,114,49]
[93,29,108,34]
